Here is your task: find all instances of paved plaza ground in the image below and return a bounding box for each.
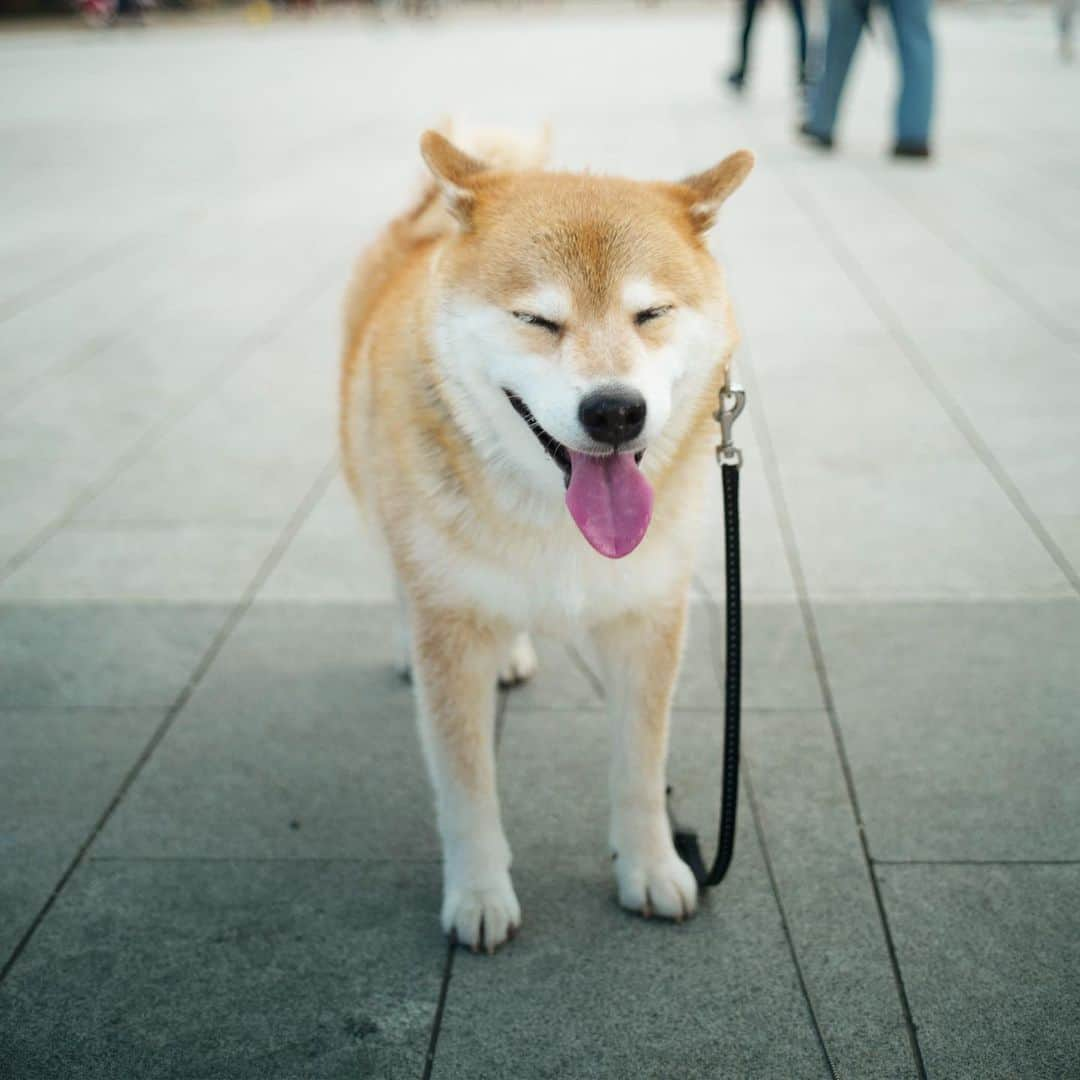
[1,3,1079,1077]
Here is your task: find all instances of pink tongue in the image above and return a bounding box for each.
[565,451,654,559]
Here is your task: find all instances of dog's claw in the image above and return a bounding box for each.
[614,847,699,922]
[442,874,521,954]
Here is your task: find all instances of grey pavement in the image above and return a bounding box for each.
[1,5,1078,1078]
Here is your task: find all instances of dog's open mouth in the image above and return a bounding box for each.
[504,390,574,485]
[503,389,653,559]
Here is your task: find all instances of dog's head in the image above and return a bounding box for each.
[423,130,753,558]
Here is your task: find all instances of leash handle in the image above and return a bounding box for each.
[670,383,744,889]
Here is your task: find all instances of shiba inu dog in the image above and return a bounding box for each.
[340,124,753,952]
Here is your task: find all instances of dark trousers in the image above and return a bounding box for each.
[734,0,808,81]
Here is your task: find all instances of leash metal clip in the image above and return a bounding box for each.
[715,381,746,469]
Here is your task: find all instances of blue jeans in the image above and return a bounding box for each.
[808,0,936,145]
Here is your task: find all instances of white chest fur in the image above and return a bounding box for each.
[405,481,704,633]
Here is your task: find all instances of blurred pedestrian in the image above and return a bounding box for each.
[1059,0,1076,62]
[726,0,809,91]
[800,0,936,158]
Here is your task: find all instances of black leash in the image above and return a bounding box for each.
[670,382,745,888]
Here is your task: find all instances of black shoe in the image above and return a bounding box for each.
[798,122,833,150]
[893,140,931,159]
[726,69,746,92]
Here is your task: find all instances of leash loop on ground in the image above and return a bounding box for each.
[670,378,744,889]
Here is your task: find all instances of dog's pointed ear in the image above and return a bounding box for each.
[677,149,755,232]
[420,130,488,227]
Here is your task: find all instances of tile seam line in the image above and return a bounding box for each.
[566,642,606,700]
[743,761,839,1078]
[57,518,326,531]
[874,859,1080,867]
[0,456,338,986]
[777,171,1080,600]
[730,343,929,1079]
[0,254,343,586]
[85,855,445,864]
[502,705,828,716]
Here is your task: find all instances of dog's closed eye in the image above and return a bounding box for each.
[634,306,673,326]
[512,311,561,334]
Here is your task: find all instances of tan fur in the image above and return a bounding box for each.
[339,127,752,950]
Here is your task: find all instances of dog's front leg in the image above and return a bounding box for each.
[410,604,520,952]
[591,598,698,921]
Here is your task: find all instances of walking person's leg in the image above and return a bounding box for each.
[789,0,810,85]
[729,0,761,87]
[803,0,865,143]
[1058,0,1076,61]
[888,0,936,154]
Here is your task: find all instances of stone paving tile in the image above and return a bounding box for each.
[72,452,325,528]
[0,603,226,708]
[0,858,444,1080]
[0,525,281,603]
[0,291,138,404]
[733,284,1074,605]
[744,710,915,1078]
[139,334,339,469]
[0,329,232,465]
[0,247,347,577]
[447,678,834,1075]
[749,159,1080,596]
[768,459,1071,601]
[0,455,104,568]
[878,863,1080,1080]
[94,604,434,860]
[0,707,162,962]
[675,600,823,711]
[255,476,397,606]
[816,600,1080,861]
[496,705,735,861]
[795,162,1062,336]
[868,166,1080,338]
[433,853,829,1080]
[0,860,67,971]
[496,700,912,1076]
[912,326,1080,574]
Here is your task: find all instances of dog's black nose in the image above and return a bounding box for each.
[579,390,647,446]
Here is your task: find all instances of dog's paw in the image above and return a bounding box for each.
[614,848,698,921]
[497,633,538,688]
[442,872,521,953]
